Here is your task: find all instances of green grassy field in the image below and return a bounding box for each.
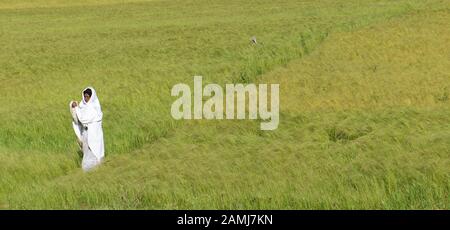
[0,0,449,209]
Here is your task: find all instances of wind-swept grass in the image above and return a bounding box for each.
[0,0,449,209]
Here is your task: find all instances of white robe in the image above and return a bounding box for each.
[70,87,105,171]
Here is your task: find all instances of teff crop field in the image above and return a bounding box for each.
[0,0,449,209]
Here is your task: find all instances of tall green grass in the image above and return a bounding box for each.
[0,0,449,209]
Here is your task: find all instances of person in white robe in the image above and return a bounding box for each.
[69,87,105,172]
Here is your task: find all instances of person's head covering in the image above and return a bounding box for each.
[81,86,99,105]
[78,86,102,122]
[83,88,92,97]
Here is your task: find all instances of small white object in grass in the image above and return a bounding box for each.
[251,36,257,44]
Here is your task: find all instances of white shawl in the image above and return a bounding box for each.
[70,87,104,160]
